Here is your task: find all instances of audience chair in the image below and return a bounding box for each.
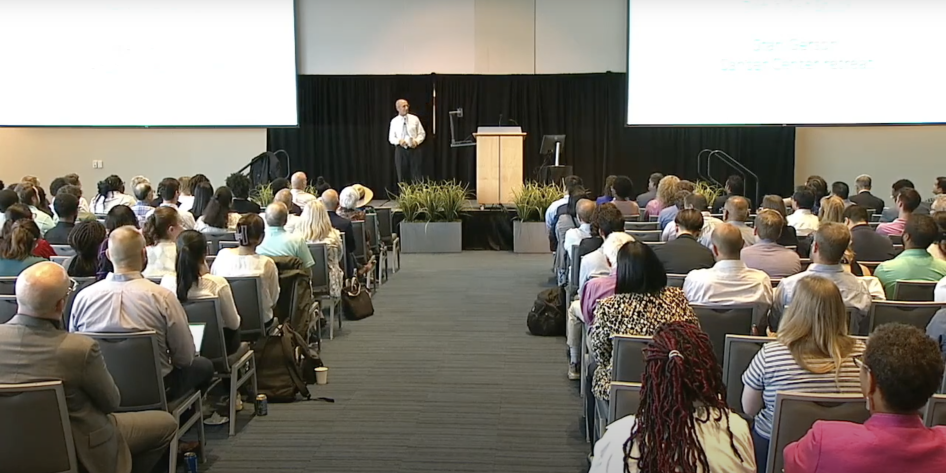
[924,395,946,428]
[667,274,687,288]
[49,245,76,257]
[722,335,768,416]
[0,277,16,296]
[889,234,903,245]
[766,392,869,473]
[644,241,665,246]
[307,243,341,340]
[626,229,662,242]
[86,331,205,472]
[867,221,881,229]
[0,295,17,324]
[607,382,642,424]
[183,298,258,436]
[648,215,658,222]
[770,278,782,288]
[621,215,639,223]
[799,258,812,271]
[206,255,216,266]
[365,213,387,284]
[50,256,71,267]
[375,207,400,273]
[893,280,938,302]
[638,208,646,219]
[204,233,236,256]
[219,241,239,251]
[0,380,77,473]
[784,245,797,252]
[597,335,652,437]
[860,261,883,274]
[351,221,372,288]
[624,221,658,232]
[566,245,581,303]
[940,371,946,395]
[691,304,755,363]
[868,301,946,333]
[866,210,879,221]
[226,276,269,344]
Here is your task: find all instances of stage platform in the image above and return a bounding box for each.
[374,199,521,251]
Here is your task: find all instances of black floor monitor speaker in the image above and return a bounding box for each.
[539,165,573,186]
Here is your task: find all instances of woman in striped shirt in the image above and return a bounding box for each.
[741,276,865,473]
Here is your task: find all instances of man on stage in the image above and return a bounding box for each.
[388,99,426,184]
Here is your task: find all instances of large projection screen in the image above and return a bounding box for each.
[0,0,297,127]
[626,0,946,126]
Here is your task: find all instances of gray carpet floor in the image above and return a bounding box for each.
[200,252,588,473]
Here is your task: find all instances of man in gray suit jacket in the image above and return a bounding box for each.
[0,262,176,473]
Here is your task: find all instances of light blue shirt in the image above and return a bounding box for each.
[657,206,679,231]
[544,195,569,229]
[257,226,315,268]
[773,264,878,331]
[578,248,609,294]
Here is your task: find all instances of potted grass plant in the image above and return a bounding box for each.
[250,183,275,207]
[694,181,726,208]
[397,180,469,253]
[512,181,561,253]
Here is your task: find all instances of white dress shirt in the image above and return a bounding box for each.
[787,209,820,237]
[388,113,426,148]
[178,195,194,213]
[160,273,241,330]
[29,205,55,237]
[698,221,756,249]
[579,248,610,294]
[145,203,196,230]
[210,249,280,323]
[194,213,241,234]
[662,211,723,242]
[563,223,593,269]
[683,260,774,319]
[290,189,317,208]
[90,192,136,215]
[544,194,569,229]
[69,272,195,376]
[143,241,177,279]
[937,276,946,302]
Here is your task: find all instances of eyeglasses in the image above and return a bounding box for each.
[65,278,78,298]
[852,354,869,372]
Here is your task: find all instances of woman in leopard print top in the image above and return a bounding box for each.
[589,239,698,401]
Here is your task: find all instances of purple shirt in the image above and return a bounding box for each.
[595,195,613,206]
[580,273,616,325]
[876,218,906,237]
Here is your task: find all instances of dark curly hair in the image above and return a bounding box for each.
[864,323,944,413]
[225,173,252,199]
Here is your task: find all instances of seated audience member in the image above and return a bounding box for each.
[563,198,596,268]
[772,223,877,331]
[195,186,240,234]
[850,174,886,213]
[554,192,583,284]
[4,204,55,259]
[919,176,946,215]
[273,189,302,232]
[0,262,177,473]
[844,205,897,262]
[45,192,80,245]
[784,323,946,473]
[290,172,317,208]
[684,223,773,321]
[0,220,47,276]
[831,181,852,206]
[257,203,315,269]
[321,189,356,260]
[652,209,715,274]
[645,175,680,218]
[296,199,344,298]
[807,175,829,214]
[0,188,19,230]
[876,187,920,237]
[699,196,756,248]
[797,195,847,257]
[96,205,140,280]
[128,175,151,194]
[591,322,755,473]
[595,175,617,205]
[66,220,107,278]
[609,175,639,217]
[337,185,372,222]
[661,192,722,242]
[160,230,241,355]
[57,184,96,222]
[545,175,582,229]
[62,173,91,215]
[70,226,215,400]
[269,177,303,215]
[931,211,946,261]
[48,177,68,204]
[657,189,689,231]
[212,214,279,327]
[129,182,155,227]
[177,175,195,212]
[874,215,946,298]
[147,177,196,230]
[787,186,820,237]
[635,172,662,209]
[189,181,214,219]
[226,173,261,214]
[314,176,332,196]
[141,207,184,278]
[759,194,798,247]
[712,174,752,214]
[577,204,626,292]
[743,276,865,472]
[15,181,55,236]
[742,209,802,278]
[90,174,136,215]
[589,240,697,401]
[880,179,928,222]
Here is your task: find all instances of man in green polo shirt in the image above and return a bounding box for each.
[874,214,946,298]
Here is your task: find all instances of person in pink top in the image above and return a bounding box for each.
[784,323,946,473]
[644,175,679,218]
[876,187,920,237]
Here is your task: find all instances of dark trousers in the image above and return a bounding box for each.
[753,428,770,473]
[164,356,215,400]
[395,145,422,184]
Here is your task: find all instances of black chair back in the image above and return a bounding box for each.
[205,233,236,256]
[307,243,331,296]
[227,277,266,340]
[722,335,768,415]
[0,277,16,296]
[351,221,367,262]
[893,281,937,302]
[0,380,77,473]
[182,299,227,370]
[691,304,755,363]
[868,301,946,333]
[0,296,17,324]
[365,213,381,254]
[924,395,946,427]
[666,274,686,288]
[376,208,395,243]
[767,393,869,473]
[611,335,651,383]
[87,331,167,412]
[608,382,642,422]
[627,230,661,242]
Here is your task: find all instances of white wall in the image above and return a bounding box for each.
[795,126,946,205]
[0,128,266,193]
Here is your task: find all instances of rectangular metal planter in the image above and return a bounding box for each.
[399,221,462,253]
[513,221,550,254]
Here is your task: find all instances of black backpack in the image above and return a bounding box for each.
[527,287,566,336]
[255,323,323,402]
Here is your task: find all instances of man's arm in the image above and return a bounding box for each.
[80,339,121,414]
[413,117,426,146]
[388,118,399,146]
[163,294,196,368]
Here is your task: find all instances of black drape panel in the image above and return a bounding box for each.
[269,73,796,199]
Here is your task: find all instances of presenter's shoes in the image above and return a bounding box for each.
[567,363,580,380]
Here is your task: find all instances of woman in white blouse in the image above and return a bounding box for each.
[160,229,242,354]
[211,213,279,327]
[142,206,183,278]
[90,175,136,215]
[295,199,344,298]
[194,186,242,234]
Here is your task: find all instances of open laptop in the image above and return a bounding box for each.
[189,323,206,355]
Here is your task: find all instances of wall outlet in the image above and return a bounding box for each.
[92,160,103,169]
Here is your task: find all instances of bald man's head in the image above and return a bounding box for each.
[16,262,70,320]
[265,203,289,227]
[711,223,745,260]
[274,189,293,209]
[396,99,409,115]
[291,172,307,190]
[724,196,750,223]
[577,199,596,225]
[107,226,146,272]
[321,189,339,211]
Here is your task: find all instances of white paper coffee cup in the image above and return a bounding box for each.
[315,367,328,385]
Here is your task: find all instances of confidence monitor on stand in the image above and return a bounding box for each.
[537,135,570,185]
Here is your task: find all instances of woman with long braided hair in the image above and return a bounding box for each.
[591,322,755,473]
[66,220,106,277]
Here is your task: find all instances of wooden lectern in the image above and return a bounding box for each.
[473,126,526,205]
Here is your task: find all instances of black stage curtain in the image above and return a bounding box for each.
[269,74,797,201]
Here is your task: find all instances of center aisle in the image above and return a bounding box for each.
[204,252,588,473]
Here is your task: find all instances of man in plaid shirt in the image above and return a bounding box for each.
[130,183,155,226]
